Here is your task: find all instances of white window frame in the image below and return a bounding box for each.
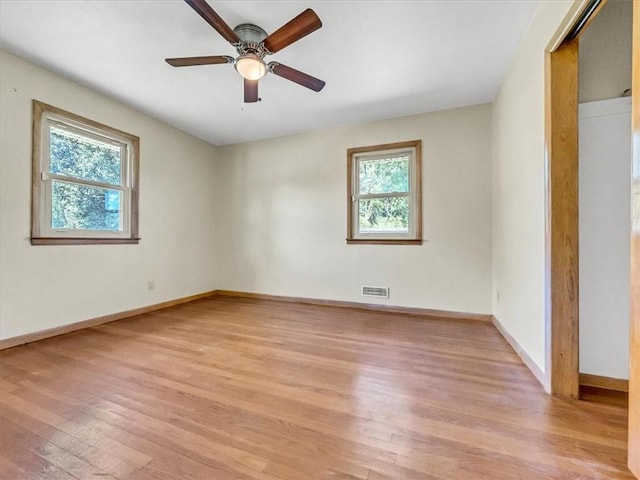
[347,140,422,245]
[31,101,140,245]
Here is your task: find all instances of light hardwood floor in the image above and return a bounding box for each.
[0,296,633,479]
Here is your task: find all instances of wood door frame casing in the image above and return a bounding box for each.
[545,39,580,398]
[544,0,608,398]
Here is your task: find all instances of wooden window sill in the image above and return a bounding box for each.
[346,239,423,245]
[31,237,141,246]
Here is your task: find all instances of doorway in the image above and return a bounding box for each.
[544,0,638,476]
[577,0,632,399]
[545,0,633,400]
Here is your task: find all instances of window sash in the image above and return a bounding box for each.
[356,194,411,236]
[352,197,415,239]
[45,117,130,188]
[356,153,410,195]
[43,177,130,237]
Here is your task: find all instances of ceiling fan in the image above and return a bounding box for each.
[166,0,326,103]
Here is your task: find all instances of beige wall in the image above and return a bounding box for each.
[579,0,633,103]
[0,50,493,341]
[492,0,575,387]
[217,104,493,314]
[0,50,221,340]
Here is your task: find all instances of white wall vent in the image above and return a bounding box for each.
[361,286,389,299]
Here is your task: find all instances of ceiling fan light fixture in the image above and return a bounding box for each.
[168,3,325,103]
[234,53,267,80]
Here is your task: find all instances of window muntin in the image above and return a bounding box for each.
[32,101,139,245]
[347,141,422,244]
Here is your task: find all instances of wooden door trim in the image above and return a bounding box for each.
[544,39,580,398]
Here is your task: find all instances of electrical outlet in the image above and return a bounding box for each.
[147,280,155,291]
[496,290,501,302]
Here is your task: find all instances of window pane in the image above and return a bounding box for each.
[359,197,409,234]
[50,126,122,186]
[358,156,409,194]
[52,181,122,231]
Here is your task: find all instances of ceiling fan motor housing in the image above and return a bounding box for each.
[233,23,268,57]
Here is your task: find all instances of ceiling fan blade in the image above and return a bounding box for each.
[268,62,325,92]
[263,9,322,53]
[244,79,259,103]
[165,55,234,67]
[184,0,240,44]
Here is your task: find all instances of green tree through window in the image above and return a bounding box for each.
[358,156,409,232]
[50,128,123,231]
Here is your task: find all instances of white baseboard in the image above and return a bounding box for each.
[492,315,547,390]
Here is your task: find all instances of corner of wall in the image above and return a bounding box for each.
[490,0,576,384]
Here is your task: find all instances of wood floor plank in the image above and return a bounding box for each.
[0,401,151,478]
[0,415,116,479]
[0,296,634,479]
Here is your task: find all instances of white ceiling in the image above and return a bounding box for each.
[0,0,539,146]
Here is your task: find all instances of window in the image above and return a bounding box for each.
[347,140,422,244]
[31,101,139,245]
